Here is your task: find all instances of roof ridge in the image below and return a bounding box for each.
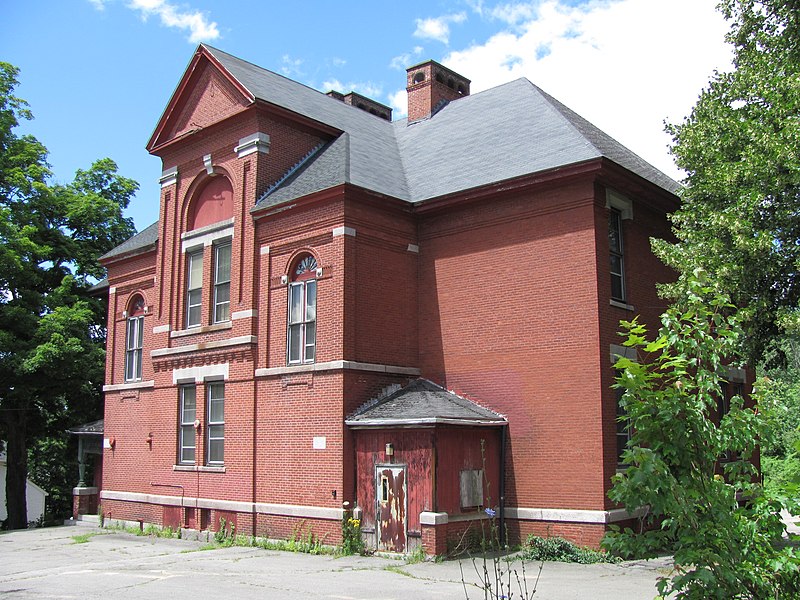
[529,82,602,157]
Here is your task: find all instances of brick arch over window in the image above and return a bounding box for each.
[287,253,318,364]
[188,176,233,230]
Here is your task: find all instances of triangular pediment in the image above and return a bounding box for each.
[147,45,254,153]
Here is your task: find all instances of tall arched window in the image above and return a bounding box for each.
[287,255,317,364]
[125,295,145,382]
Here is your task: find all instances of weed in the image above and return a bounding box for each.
[522,535,620,565]
[339,504,365,556]
[405,545,426,564]
[71,532,98,544]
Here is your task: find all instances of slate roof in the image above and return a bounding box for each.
[68,419,104,435]
[346,379,507,427]
[105,45,679,258]
[100,221,159,262]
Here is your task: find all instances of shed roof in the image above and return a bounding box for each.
[346,379,507,427]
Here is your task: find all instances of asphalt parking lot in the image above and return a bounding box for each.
[0,525,669,599]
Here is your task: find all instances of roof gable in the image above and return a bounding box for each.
[147,46,254,152]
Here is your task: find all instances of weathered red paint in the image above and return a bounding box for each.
[377,466,406,552]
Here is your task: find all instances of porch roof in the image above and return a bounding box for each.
[67,419,104,436]
[345,379,507,428]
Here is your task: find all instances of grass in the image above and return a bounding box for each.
[71,532,100,544]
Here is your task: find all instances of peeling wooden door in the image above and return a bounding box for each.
[376,465,407,552]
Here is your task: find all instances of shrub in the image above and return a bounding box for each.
[523,535,619,564]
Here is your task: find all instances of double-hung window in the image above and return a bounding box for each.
[207,383,225,464]
[213,242,231,323]
[609,209,625,302]
[124,296,145,382]
[179,385,196,464]
[287,255,317,364]
[186,249,203,328]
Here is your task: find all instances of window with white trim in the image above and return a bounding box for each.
[609,209,625,302]
[213,242,231,323]
[186,248,203,327]
[179,385,196,464]
[206,382,225,465]
[287,255,317,364]
[124,296,145,382]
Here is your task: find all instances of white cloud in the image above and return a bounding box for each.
[488,2,536,25]
[390,46,424,70]
[87,0,109,10]
[413,12,467,44]
[128,0,219,43]
[331,57,347,68]
[388,89,408,118]
[441,0,733,180]
[280,55,304,77]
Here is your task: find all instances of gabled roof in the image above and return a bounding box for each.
[346,379,507,427]
[203,45,410,202]
[202,44,679,206]
[107,46,680,259]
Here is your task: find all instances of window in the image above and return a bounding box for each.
[179,385,196,464]
[287,255,317,364]
[206,382,225,464]
[460,469,484,508]
[124,296,145,381]
[213,242,231,323]
[609,209,625,302]
[186,249,203,327]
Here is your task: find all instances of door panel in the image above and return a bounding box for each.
[376,466,406,552]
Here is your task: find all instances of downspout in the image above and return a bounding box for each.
[499,424,507,547]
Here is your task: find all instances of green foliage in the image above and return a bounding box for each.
[70,532,99,544]
[522,535,619,565]
[603,270,800,598]
[661,0,800,365]
[214,518,235,546]
[761,455,800,495]
[0,61,138,528]
[340,505,365,556]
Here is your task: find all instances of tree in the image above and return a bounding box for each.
[0,62,137,528]
[660,0,800,365]
[604,269,800,599]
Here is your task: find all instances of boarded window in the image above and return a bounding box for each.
[460,469,484,508]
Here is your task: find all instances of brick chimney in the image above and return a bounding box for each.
[405,60,470,122]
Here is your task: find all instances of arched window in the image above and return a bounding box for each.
[287,254,317,364]
[125,295,145,382]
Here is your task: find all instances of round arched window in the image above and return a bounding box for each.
[125,294,145,382]
[287,254,317,364]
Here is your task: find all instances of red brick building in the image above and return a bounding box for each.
[99,44,680,553]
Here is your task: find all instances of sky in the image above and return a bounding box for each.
[2,0,733,233]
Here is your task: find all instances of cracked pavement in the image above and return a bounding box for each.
[0,526,668,599]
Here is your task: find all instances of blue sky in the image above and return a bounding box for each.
[2,0,732,233]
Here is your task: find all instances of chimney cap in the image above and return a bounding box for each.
[405,59,472,86]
